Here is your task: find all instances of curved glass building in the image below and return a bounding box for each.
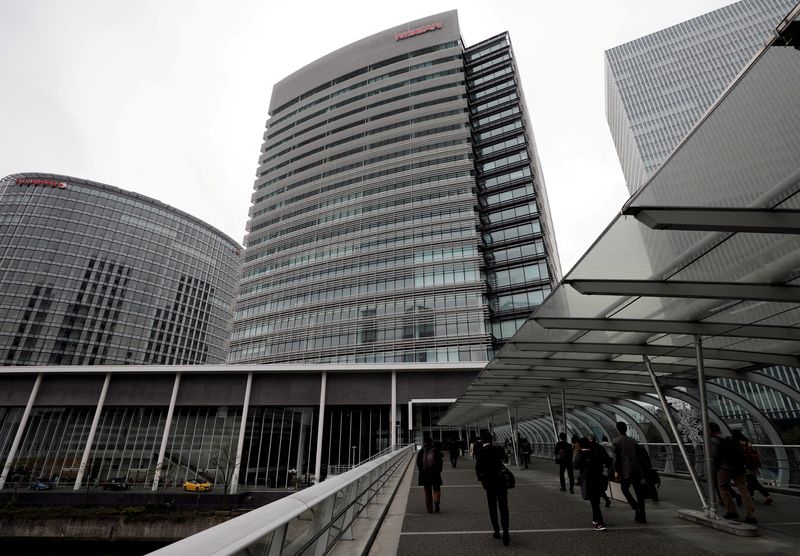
[230,11,561,364]
[0,173,241,366]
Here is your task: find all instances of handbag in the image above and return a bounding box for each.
[500,464,516,489]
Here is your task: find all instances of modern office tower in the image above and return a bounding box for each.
[0,173,241,366]
[605,0,795,194]
[230,10,561,365]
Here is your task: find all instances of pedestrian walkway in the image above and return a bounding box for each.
[386,455,800,556]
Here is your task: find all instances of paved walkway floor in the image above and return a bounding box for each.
[390,455,800,556]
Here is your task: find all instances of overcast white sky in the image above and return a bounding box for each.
[0,0,737,271]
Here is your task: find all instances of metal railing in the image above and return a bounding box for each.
[527,442,800,490]
[147,444,414,556]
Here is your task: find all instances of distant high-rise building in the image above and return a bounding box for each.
[0,173,241,366]
[229,11,561,364]
[605,0,795,194]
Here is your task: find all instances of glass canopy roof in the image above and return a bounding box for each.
[440,7,800,426]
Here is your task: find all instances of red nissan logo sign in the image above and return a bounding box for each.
[395,22,442,41]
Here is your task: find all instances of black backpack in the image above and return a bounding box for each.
[719,436,745,472]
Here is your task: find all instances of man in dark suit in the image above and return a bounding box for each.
[612,421,646,523]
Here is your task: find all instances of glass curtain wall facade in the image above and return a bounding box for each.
[0,173,241,366]
[230,10,560,364]
[605,0,795,193]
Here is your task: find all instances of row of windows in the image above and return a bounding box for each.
[475,105,521,128]
[248,172,473,250]
[249,139,469,233]
[465,37,509,63]
[481,166,532,190]
[470,78,515,102]
[236,264,482,320]
[472,91,519,117]
[262,83,463,166]
[490,239,546,264]
[468,64,513,89]
[253,108,465,201]
[233,303,486,344]
[269,56,460,138]
[483,220,542,246]
[233,292,484,338]
[0,184,236,250]
[243,245,477,298]
[262,68,462,154]
[229,343,490,364]
[488,260,549,290]
[241,224,475,283]
[260,110,466,185]
[474,119,523,142]
[271,40,459,117]
[492,286,551,313]
[478,134,526,158]
[491,317,528,341]
[482,183,534,207]
[252,125,466,223]
[253,185,470,242]
[264,81,463,157]
[480,149,528,173]
[468,52,512,75]
[484,200,538,226]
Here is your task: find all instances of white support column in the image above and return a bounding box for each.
[152,373,181,491]
[643,356,709,512]
[314,372,327,484]
[561,388,567,436]
[507,408,519,468]
[546,394,558,440]
[695,335,717,518]
[229,372,253,495]
[74,372,111,491]
[0,373,43,490]
[390,371,397,449]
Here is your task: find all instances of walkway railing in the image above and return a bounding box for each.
[526,442,800,490]
[147,444,414,556]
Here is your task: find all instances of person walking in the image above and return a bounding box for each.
[554,432,575,493]
[712,426,757,523]
[416,437,444,513]
[588,435,611,508]
[733,429,773,505]
[574,437,612,531]
[475,430,511,546]
[612,421,646,523]
[448,441,460,468]
[520,438,531,469]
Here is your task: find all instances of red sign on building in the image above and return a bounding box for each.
[15,178,67,189]
[395,22,442,41]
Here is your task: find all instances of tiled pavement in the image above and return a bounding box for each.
[389,454,800,556]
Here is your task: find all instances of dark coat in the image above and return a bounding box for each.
[475,443,507,490]
[416,447,444,487]
[573,445,611,500]
[612,434,641,479]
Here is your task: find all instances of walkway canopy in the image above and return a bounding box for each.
[440,8,800,429]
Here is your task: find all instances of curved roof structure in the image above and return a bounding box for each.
[440,6,800,427]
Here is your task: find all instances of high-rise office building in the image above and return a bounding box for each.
[605,0,795,194]
[230,11,561,365]
[0,173,241,366]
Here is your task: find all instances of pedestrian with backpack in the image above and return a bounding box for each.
[554,432,574,493]
[733,429,773,505]
[416,437,444,513]
[712,425,757,523]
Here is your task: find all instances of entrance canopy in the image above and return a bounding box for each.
[440,8,800,427]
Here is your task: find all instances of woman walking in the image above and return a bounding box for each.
[574,436,612,531]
